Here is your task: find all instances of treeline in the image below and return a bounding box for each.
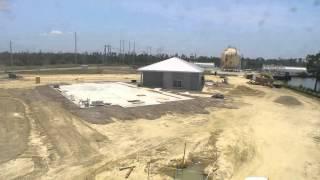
[0,51,220,67]
[0,51,305,69]
[306,52,320,91]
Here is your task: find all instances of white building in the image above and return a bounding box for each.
[138,57,205,90]
[262,65,307,76]
[193,62,215,70]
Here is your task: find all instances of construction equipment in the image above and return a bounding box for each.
[249,73,273,87]
[7,72,22,79]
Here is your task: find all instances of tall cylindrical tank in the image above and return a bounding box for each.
[221,47,241,70]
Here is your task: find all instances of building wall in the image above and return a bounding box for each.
[188,73,203,90]
[142,71,203,90]
[162,72,172,89]
[142,72,163,87]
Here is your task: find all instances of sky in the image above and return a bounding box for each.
[0,0,320,58]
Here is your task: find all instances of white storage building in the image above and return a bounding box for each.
[138,57,204,90]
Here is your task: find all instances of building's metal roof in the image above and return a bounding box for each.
[263,65,307,72]
[138,57,204,73]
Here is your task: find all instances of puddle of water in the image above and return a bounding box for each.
[160,152,217,179]
[175,163,207,180]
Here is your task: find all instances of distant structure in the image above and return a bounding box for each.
[262,65,307,77]
[221,47,241,70]
[193,62,215,71]
[138,57,204,90]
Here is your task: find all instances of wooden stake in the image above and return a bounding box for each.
[182,142,187,167]
[119,166,136,171]
[147,161,151,180]
[125,166,135,179]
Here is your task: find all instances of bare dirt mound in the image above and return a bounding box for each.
[228,85,265,97]
[274,96,302,106]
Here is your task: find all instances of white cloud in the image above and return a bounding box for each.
[49,30,63,35]
[40,30,64,36]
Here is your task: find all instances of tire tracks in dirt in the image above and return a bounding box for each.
[0,95,54,179]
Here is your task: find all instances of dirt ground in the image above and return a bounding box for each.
[0,72,320,180]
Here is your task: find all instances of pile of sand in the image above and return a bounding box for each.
[228,85,265,97]
[274,96,302,106]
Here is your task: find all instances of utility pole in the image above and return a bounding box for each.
[120,40,126,64]
[74,32,78,64]
[133,41,136,54]
[9,40,13,66]
[119,40,121,55]
[122,40,124,54]
[119,40,122,65]
[122,40,125,63]
[132,41,136,65]
[122,40,125,54]
[107,45,111,54]
[103,45,107,64]
[106,45,111,64]
[147,46,152,55]
[128,41,131,54]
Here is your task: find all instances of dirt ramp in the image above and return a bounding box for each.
[0,97,30,163]
[274,96,302,106]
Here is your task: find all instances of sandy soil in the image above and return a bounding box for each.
[0,74,139,89]
[0,73,319,180]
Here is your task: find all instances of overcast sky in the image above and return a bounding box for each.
[0,0,320,58]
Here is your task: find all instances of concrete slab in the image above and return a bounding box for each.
[58,82,192,108]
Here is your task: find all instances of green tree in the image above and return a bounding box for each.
[306,52,320,91]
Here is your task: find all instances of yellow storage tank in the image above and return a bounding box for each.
[35,76,40,84]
